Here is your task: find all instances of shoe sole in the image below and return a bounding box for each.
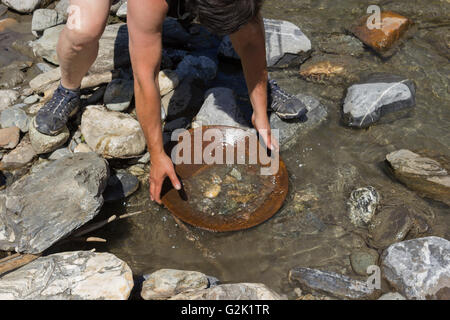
[33,105,80,136]
[275,107,308,120]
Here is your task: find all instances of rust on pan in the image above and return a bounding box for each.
[161,125,289,232]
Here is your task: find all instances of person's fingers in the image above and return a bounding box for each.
[149,178,155,201]
[168,168,181,190]
[154,178,163,204]
[259,128,273,151]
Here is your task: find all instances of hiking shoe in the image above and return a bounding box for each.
[268,79,308,120]
[34,83,81,136]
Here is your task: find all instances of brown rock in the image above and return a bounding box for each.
[0,18,17,32]
[0,135,36,170]
[350,11,413,55]
[0,127,20,149]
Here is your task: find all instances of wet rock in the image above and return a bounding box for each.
[270,93,327,151]
[1,0,52,13]
[33,23,130,74]
[350,248,379,276]
[103,171,139,202]
[425,28,450,60]
[159,69,179,97]
[175,55,217,83]
[386,149,450,206]
[382,236,450,300]
[342,73,416,128]
[0,17,17,32]
[32,9,58,32]
[29,121,69,155]
[0,153,109,253]
[348,186,379,227]
[81,105,146,158]
[48,147,71,160]
[104,79,134,112]
[0,90,19,111]
[350,11,413,56]
[368,206,413,249]
[0,127,20,149]
[0,107,29,133]
[378,292,406,300]
[0,4,7,16]
[141,269,209,300]
[317,34,365,57]
[0,251,133,300]
[218,18,311,67]
[193,87,249,128]
[116,2,127,18]
[170,283,282,300]
[73,143,92,154]
[289,267,379,300]
[0,135,36,170]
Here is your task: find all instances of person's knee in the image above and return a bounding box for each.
[64,20,106,51]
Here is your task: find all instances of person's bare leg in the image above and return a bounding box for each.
[57,0,111,90]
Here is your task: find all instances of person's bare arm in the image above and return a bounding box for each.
[230,14,277,150]
[128,0,181,204]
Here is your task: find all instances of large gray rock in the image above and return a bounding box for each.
[342,74,416,128]
[104,78,134,112]
[0,90,19,111]
[29,120,70,154]
[141,269,209,300]
[0,153,109,253]
[170,283,282,300]
[270,93,327,151]
[81,105,146,158]
[33,23,130,74]
[0,135,36,170]
[218,18,311,67]
[193,87,249,128]
[0,107,30,133]
[1,0,52,13]
[382,237,450,300]
[31,8,58,32]
[386,149,450,206]
[289,267,379,299]
[347,186,380,227]
[0,251,134,300]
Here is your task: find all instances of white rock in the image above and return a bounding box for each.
[0,89,19,112]
[0,251,133,300]
[348,186,379,227]
[73,143,92,154]
[159,69,179,96]
[1,0,50,13]
[29,120,70,154]
[378,292,407,300]
[116,2,127,18]
[32,8,58,32]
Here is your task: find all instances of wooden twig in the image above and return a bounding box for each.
[0,253,41,276]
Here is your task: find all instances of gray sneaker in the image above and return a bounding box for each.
[34,83,81,136]
[268,79,308,120]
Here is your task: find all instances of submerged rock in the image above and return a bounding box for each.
[141,269,209,300]
[31,8,58,32]
[382,236,450,300]
[350,11,413,56]
[219,18,311,67]
[0,251,133,300]
[103,171,139,202]
[386,149,450,206]
[368,206,413,249]
[170,283,282,300]
[0,153,109,253]
[0,126,20,149]
[342,73,416,128]
[81,105,146,158]
[347,186,379,227]
[289,267,379,299]
[104,78,134,112]
[378,292,406,300]
[350,248,379,276]
[0,135,36,170]
[29,120,70,154]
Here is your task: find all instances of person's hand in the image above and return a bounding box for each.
[149,151,181,204]
[252,111,279,151]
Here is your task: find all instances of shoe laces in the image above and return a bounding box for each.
[269,79,292,103]
[41,86,79,119]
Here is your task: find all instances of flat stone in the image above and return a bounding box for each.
[382,236,450,300]
[103,171,139,202]
[170,283,282,300]
[23,95,39,105]
[219,18,311,67]
[350,11,412,56]
[1,0,52,13]
[378,292,406,300]
[270,93,327,151]
[289,267,379,299]
[342,73,416,128]
[317,34,365,57]
[104,79,134,112]
[29,120,70,155]
[193,87,249,128]
[350,248,379,276]
[348,186,380,227]
[368,206,413,249]
[0,107,29,132]
[386,149,450,206]
[0,90,19,111]
[0,153,109,253]
[0,126,20,149]
[81,105,146,158]
[175,55,217,83]
[141,269,209,300]
[0,251,133,300]
[31,8,58,32]
[0,135,36,170]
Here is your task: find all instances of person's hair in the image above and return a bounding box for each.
[188,0,264,36]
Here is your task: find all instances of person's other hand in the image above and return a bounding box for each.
[252,111,279,151]
[149,151,181,204]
